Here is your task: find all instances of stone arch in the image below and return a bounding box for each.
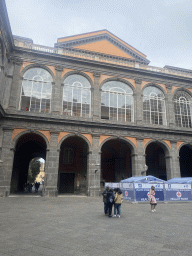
[20,64,55,83]
[11,129,50,151]
[57,132,91,152]
[144,139,171,180]
[142,82,167,97]
[100,77,135,93]
[100,136,136,182]
[57,133,90,194]
[172,87,192,100]
[10,131,48,193]
[62,70,94,88]
[179,143,192,177]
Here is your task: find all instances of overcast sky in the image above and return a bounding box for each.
[5,0,192,69]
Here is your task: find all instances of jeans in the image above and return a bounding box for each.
[114,203,121,215]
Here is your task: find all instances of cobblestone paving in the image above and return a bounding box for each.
[0,196,191,256]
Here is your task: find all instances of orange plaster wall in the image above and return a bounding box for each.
[46,65,56,77]
[37,131,51,143]
[20,62,33,72]
[177,141,184,150]
[143,138,152,148]
[171,86,180,94]
[163,140,171,149]
[187,88,192,94]
[99,135,112,146]
[58,30,146,58]
[81,133,92,146]
[75,40,133,59]
[99,75,113,86]
[125,137,137,148]
[82,71,94,83]
[140,81,150,91]
[158,83,167,93]
[12,129,27,141]
[61,68,74,79]
[58,132,71,144]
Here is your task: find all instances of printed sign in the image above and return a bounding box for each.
[134,183,164,201]
[165,183,192,201]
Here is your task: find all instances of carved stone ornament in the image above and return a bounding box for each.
[134,78,142,84]
[55,66,63,72]
[93,72,100,78]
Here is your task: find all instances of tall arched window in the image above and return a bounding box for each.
[143,86,166,125]
[173,91,192,128]
[20,68,52,113]
[63,74,91,117]
[101,81,134,122]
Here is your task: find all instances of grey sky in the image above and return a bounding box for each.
[5,0,192,69]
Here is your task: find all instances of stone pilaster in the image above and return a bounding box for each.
[135,138,146,176]
[87,134,101,196]
[166,85,175,128]
[43,132,60,196]
[168,142,180,179]
[3,60,14,109]
[52,66,63,115]
[92,73,101,121]
[0,128,14,196]
[8,58,23,110]
[135,78,143,125]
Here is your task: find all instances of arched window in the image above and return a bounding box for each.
[101,81,134,122]
[143,86,166,125]
[20,68,52,113]
[63,74,91,117]
[173,91,192,128]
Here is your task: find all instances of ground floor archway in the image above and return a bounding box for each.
[58,136,88,194]
[101,139,132,184]
[10,133,46,193]
[179,145,192,177]
[145,142,167,180]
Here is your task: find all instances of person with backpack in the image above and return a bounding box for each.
[113,188,123,218]
[106,188,114,217]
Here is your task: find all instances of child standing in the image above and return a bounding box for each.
[113,188,123,218]
[148,185,157,212]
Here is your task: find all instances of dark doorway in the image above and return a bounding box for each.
[101,139,132,183]
[58,136,88,194]
[146,142,167,180]
[59,173,75,193]
[179,145,192,177]
[10,133,46,194]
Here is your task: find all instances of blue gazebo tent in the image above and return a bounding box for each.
[167,177,192,184]
[120,176,166,201]
[120,175,166,183]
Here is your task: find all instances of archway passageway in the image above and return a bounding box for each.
[10,133,46,194]
[145,142,167,180]
[179,145,192,177]
[101,139,132,184]
[58,136,88,194]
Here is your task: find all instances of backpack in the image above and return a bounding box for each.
[109,195,114,203]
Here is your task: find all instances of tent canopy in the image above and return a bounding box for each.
[167,177,192,184]
[120,175,167,183]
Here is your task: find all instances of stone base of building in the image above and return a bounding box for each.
[88,187,100,197]
[0,186,10,197]
[43,187,58,197]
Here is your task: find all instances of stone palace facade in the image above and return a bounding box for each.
[1,0,192,196]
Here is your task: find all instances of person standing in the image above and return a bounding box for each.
[106,188,114,217]
[102,186,109,215]
[148,186,157,212]
[113,188,123,218]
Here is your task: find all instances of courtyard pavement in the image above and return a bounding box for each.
[0,195,192,256]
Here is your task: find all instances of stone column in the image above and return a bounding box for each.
[135,139,146,176]
[43,132,60,196]
[0,128,14,196]
[3,60,14,109]
[168,142,180,179]
[51,66,63,115]
[166,85,175,128]
[87,135,101,196]
[135,78,143,125]
[8,58,23,110]
[92,73,101,121]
